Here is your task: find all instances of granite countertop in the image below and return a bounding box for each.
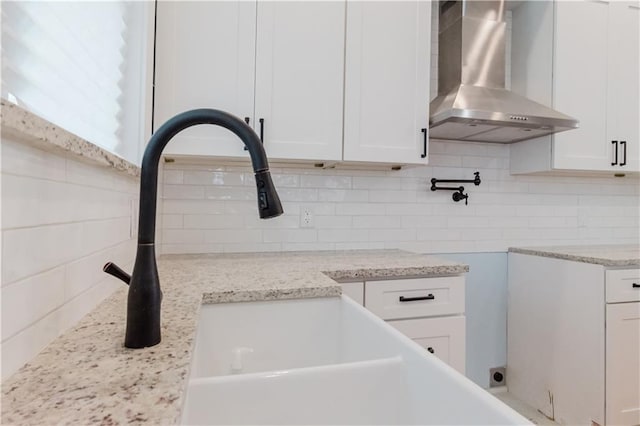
[509,244,640,267]
[1,250,467,425]
[0,100,140,178]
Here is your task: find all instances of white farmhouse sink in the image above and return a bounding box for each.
[182,296,530,425]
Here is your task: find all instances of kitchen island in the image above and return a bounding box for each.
[1,250,468,425]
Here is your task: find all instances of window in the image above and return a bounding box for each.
[1,1,150,164]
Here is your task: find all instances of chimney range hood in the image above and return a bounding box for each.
[429,0,578,143]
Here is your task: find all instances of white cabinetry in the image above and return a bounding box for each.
[343,1,431,165]
[254,2,344,162]
[510,1,639,175]
[154,1,431,167]
[341,275,466,373]
[155,1,256,158]
[508,253,640,425]
[155,1,343,162]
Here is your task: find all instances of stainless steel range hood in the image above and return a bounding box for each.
[429,0,578,143]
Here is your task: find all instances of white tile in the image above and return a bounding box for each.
[162,229,206,244]
[163,200,225,215]
[204,230,262,244]
[318,189,369,202]
[2,223,84,285]
[162,214,184,229]
[352,216,401,229]
[315,216,352,229]
[300,175,351,189]
[163,170,184,184]
[318,229,369,243]
[184,171,245,186]
[163,185,205,199]
[183,214,243,229]
[1,267,66,340]
[263,229,317,243]
[1,137,67,181]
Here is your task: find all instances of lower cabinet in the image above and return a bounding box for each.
[508,254,640,425]
[341,275,466,374]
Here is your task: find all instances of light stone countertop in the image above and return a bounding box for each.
[1,100,141,178]
[509,244,640,267]
[1,250,467,425]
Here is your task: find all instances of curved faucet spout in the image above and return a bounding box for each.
[109,109,283,349]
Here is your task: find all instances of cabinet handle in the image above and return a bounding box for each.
[611,140,618,166]
[632,283,640,288]
[421,128,427,159]
[620,141,627,166]
[399,294,435,302]
[243,117,251,151]
[427,347,435,354]
[259,118,264,144]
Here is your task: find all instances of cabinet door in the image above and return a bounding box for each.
[154,1,256,158]
[552,1,613,171]
[606,302,640,425]
[387,316,465,374]
[608,2,640,172]
[254,2,344,162]
[343,1,430,165]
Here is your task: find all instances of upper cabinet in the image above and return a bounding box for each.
[254,2,344,162]
[155,1,256,159]
[510,0,639,175]
[343,1,431,165]
[154,1,431,167]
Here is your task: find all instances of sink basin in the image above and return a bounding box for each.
[182,296,530,425]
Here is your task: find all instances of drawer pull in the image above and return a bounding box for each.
[399,294,435,302]
[633,283,640,288]
[427,347,435,354]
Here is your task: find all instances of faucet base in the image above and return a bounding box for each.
[125,243,162,349]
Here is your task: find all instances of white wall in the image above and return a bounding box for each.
[0,137,138,380]
[158,144,639,255]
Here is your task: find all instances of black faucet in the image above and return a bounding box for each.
[103,109,283,349]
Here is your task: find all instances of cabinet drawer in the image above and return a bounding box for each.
[387,316,465,374]
[364,276,464,320]
[606,269,640,303]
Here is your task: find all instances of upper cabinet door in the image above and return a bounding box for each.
[254,2,345,162]
[552,0,612,171]
[343,1,430,165]
[608,1,639,172]
[155,1,256,158]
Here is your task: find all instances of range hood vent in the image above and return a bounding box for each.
[429,0,578,143]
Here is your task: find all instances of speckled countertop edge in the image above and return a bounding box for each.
[1,100,141,178]
[509,245,640,267]
[1,250,467,425]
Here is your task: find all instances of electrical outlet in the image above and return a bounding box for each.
[300,208,314,228]
[490,366,506,387]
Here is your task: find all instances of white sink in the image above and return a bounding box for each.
[182,296,530,425]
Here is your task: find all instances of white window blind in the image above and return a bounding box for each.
[1,1,149,164]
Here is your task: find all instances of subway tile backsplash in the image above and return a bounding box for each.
[1,137,138,379]
[158,140,640,255]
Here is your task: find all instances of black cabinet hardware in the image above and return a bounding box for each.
[612,140,618,165]
[399,294,435,302]
[620,141,627,166]
[243,117,251,150]
[259,118,264,144]
[427,347,435,354]
[633,283,640,288]
[421,128,427,158]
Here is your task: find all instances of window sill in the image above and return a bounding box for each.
[1,100,140,178]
